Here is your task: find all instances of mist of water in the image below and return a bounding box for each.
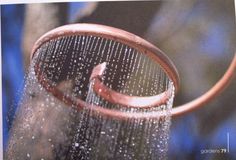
[6,35,175,160]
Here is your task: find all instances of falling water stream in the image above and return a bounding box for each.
[6,35,175,160]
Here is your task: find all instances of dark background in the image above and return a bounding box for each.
[1,1,236,159]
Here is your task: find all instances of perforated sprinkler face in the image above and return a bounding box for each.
[31,23,179,120]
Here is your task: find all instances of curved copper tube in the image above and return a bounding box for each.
[171,53,236,116]
[90,62,171,108]
[30,24,236,120]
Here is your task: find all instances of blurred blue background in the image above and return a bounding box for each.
[1,1,236,159]
[2,4,25,149]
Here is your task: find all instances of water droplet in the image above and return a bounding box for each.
[27,153,30,158]
[75,143,79,147]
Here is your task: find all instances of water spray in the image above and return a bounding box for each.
[7,23,236,160]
